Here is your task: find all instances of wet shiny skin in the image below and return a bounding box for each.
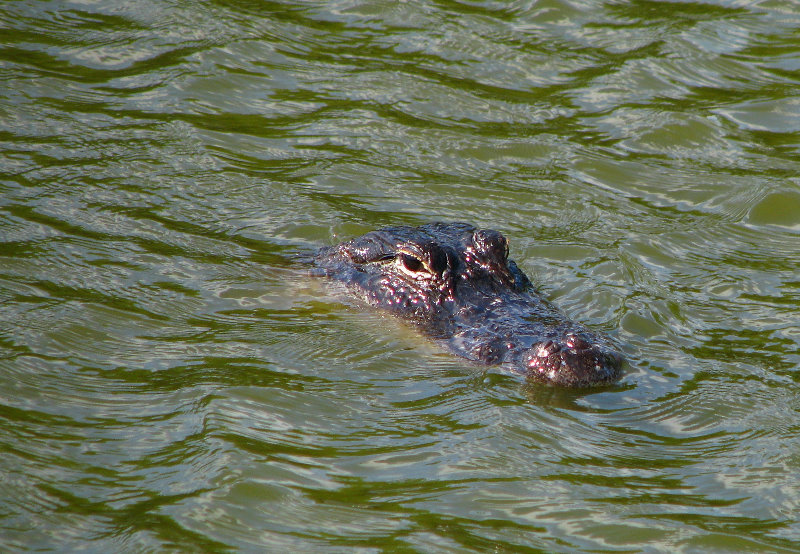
[315,222,624,387]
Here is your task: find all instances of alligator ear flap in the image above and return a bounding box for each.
[344,233,396,264]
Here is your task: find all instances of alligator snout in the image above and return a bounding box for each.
[522,333,623,387]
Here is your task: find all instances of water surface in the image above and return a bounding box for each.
[2,0,800,551]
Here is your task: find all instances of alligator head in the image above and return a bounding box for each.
[315,222,623,387]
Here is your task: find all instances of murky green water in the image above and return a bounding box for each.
[2,0,800,551]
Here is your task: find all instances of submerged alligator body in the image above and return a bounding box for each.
[314,222,623,387]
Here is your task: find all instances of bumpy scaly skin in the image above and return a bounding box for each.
[314,222,623,387]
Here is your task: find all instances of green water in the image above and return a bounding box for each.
[2,0,800,551]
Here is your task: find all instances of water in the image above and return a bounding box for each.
[2,0,799,551]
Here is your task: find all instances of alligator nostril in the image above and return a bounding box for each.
[534,340,560,358]
[564,332,592,350]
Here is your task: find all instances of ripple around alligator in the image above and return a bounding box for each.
[2,0,800,551]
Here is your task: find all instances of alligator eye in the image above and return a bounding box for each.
[400,253,423,272]
[472,229,508,263]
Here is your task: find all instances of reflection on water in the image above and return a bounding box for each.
[2,0,800,550]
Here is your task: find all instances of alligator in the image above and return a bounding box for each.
[313,222,623,387]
